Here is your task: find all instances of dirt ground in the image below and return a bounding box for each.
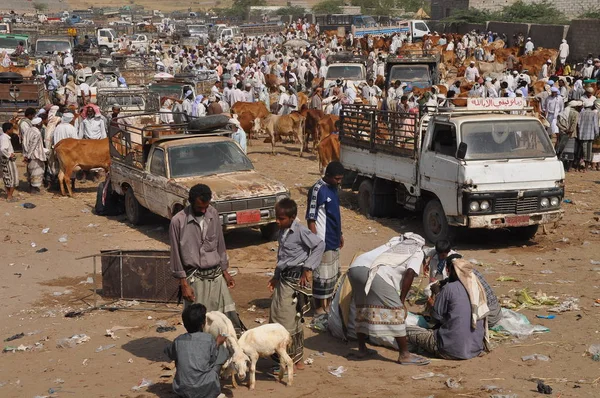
[0,140,599,398]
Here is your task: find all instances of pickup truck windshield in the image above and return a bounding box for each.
[461,120,555,160]
[189,25,207,33]
[168,141,253,178]
[389,65,430,82]
[36,40,71,54]
[0,37,19,48]
[326,65,365,80]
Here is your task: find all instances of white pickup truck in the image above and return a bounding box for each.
[340,99,564,242]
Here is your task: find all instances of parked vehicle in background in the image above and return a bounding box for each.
[128,34,150,51]
[0,22,10,34]
[385,50,440,90]
[219,26,241,42]
[34,36,72,56]
[96,28,117,55]
[324,52,367,92]
[340,100,564,242]
[0,33,29,55]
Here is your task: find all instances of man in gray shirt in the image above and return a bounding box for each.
[407,255,485,360]
[169,184,242,334]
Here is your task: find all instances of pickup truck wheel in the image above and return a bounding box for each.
[423,199,455,243]
[509,225,539,241]
[125,188,145,225]
[260,223,279,241]
[99,46,109,56]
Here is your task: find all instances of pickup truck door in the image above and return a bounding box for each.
[419,122,460,216]
[143,147,170,218]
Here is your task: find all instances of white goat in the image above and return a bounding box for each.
[237,323,294,390]
[205,311,250,388]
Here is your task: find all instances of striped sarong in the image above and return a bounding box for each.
[1,157,18,188]
[270,267,311,363]
[313,250,341,299]
[27,159,45,188]
[185,266,244,335]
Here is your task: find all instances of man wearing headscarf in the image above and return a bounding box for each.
[64,75,78,107]
[21,117,47,194]
[1,122,18,201]
[182,91,194,115]
[53,113,78,145]
[243,82,254,102]
[229,118,247,153]
[558,39,569,66]
[556,100,581,157]
[577,103,599,170]
[192,95,206,117]
[160,99,175,124]
[543,87,564,136]
[79,108,107,140]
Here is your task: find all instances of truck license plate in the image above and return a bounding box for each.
[236,210,261,224]
[506,215,530,226]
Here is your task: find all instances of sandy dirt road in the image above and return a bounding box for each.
[0,140,599,398]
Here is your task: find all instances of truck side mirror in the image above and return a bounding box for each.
[456,142,467,160]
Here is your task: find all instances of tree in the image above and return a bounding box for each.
[275,6,307,18]
[442,8,496,24]
[32,2,48,13]
[312,0,343,14]
[502,0,567,24]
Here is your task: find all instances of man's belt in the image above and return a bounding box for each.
[186,266,222,281]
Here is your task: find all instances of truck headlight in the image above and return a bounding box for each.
[540,198,549,208]
[469,201,480,212]
[276,193,288,203]
[550,197,559,207]
[480,200,490,211]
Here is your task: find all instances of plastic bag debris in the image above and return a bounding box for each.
[95,344,116,353]
[30,242,37,248]
[36,248,48,253]
[536,380,552,394]
[491,309,549,337]
[327,366,347,378]
[80,277,94,284]
[496,276,518,282]
[56,334,90,348]
[548,297,579,313]
[4,333,24,342]
[22,203,36,209]
[521,354,550,361]
[303,358,314,365]
[42,228,49,234]
[591,260,600,265]
[131,378,153,391]
[587,344,600,361]
[412,372,446,380]
[539,270,554,274]
[58,235,68,243]
[490,395,518,398]
[247,305,257,312]
[445,378,461,389]
[254,318,266,324]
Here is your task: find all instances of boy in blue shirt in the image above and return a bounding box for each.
[165,304,228,398]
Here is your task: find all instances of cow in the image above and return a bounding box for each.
[235,111,257,140]
[252,113,305,156]
[0,65,34,78]
[264,73,280,91]
[299,106,324,152]
[317,133,340,174]
[54,138,110,197]
[231,101,270,120]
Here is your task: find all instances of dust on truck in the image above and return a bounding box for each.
[108,113,289,239]
[340,99,564,243]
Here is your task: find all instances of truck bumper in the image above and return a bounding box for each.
[463,210,563,229]
[220,208,276,231]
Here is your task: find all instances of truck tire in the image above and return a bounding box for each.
[423,199,455,243]
[358,179,375,217]
[99,46,109,56]
[125,188,145,225]
[260,223,279,241]
[510,225,539,241]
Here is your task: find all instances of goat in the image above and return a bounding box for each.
[237,323,294,390]
[205,311,250,388]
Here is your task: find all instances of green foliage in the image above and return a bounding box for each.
[443,1,568,24]
[312,0,344,14]
[275,6,306,18]
[579,7,600,19]
[219,0,267,20]
[397,0,424,13]
[32,2,48,12]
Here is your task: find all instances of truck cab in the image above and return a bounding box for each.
[128,34,149,51]
[398,20,431,42]
[339,100,564,242]
[97,28,117,55]
[219,26,241,42]
[385,52,440,90]
[35,36,72,56]
[0,34,29,55]
[324,52,367,93]
[0,23,10,34]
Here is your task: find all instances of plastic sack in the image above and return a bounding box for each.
[491,308,549,337]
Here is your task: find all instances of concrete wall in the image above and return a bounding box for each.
[430,0,469,20]
[566,19,600,62]
[487,22,528,47]
[528,24,567,50]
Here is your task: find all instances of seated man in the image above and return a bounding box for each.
[425,244,502,327]
[407,254,487,360]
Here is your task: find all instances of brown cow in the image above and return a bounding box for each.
[236,111,256,140]
[0,65,34,78]
[54,138,110,197]
[231,101,270,120]
[299,106,325,152]
[264,73,280,91]
[317,133,340,174]
[252,113,305,156]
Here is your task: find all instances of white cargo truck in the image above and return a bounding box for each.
[340,99,564,242]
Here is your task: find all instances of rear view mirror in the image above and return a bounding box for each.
[456,142,467,160]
